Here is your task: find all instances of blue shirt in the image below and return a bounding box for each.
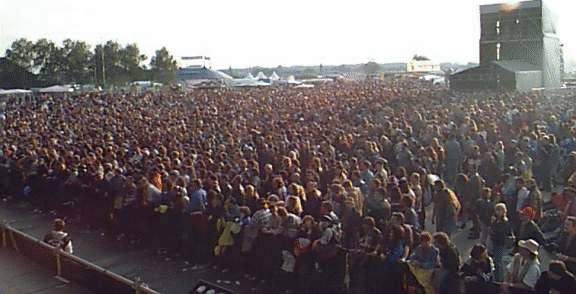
[410,245,439,269]
[188,188,207,212]
[386,242,405,265]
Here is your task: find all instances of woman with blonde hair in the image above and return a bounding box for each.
[288,182,307,203]
[342,179,364,215]
[435,188,461,236]
[286,195,304,216]
[273,177,288,200]
[490,203,514,282]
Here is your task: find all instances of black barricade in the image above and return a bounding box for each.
[1,223,160,294]
[5,227,55,271]
[60,254,137,293]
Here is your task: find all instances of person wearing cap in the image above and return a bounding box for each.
[502,239,542,293]
[517,206,546,247]
[315,214,339,249]
[535,260,576,294]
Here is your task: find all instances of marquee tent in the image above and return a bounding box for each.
[0,89,33,95]
[39,85,74,93]
[256,72,268,80]
[269,72,280,80]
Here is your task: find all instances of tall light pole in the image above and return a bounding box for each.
[101,44,106,87]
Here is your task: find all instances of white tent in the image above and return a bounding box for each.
[244,73,256,80]
[269,72,280,80]
[0,89,33,96]
[286,75,301,85]
[420,75,446,85]
[256,71,268,80]
[295,84,314,88]
[232,79,270,87]
[39,85,74,93]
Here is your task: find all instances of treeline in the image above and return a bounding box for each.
[4,38,179,86]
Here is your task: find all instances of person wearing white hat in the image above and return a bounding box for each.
[501,239,541,293]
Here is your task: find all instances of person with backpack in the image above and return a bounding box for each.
[43,218,73,254]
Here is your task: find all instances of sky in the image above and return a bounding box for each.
[0,0,574,69]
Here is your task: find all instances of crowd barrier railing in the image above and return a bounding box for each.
[0,220,161,294]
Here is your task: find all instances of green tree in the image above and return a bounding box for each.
[119,43,147,82]
[150,47,178,84]
[61,39,94,84]
[94,41,126,86]
[33,39,64,83]
[103,41,123,85]
[5,38,35,71]
[412,54,430,61]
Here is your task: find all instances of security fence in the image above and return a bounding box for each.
[0,220,160,294]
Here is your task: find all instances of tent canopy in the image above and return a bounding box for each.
[269,72,280,80]
[0,89,32,95]
[256,71,268,80]
[176,67,233,81]
[39,85,74,93]
[295,84,314,88]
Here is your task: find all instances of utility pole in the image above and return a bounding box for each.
[101,45,106,87]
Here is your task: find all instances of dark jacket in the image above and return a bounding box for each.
[439,245,461,273]
[558,233,576,273]
[535,271,576,294]
[460,257,494,282]
[438,272,463,294]
[491,218,513,247]
[475,198,495,226]
[518,220,546,246]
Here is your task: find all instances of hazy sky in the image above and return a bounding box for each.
[0,0,574,69]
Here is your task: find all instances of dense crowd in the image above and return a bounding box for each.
[1,79,576,294]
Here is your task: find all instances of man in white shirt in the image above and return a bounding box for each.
[515,178,530,213]
[502,239,541,293]
[43,218,73,254]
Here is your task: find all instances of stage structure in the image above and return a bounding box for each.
[451,0,562,91]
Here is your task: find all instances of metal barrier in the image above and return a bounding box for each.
[0,220,161,294]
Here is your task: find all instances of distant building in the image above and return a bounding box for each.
[175,57,232,88]
[451,0,562,91]
[406,59,441,73]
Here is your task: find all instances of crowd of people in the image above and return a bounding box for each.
[1,79,576,294]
